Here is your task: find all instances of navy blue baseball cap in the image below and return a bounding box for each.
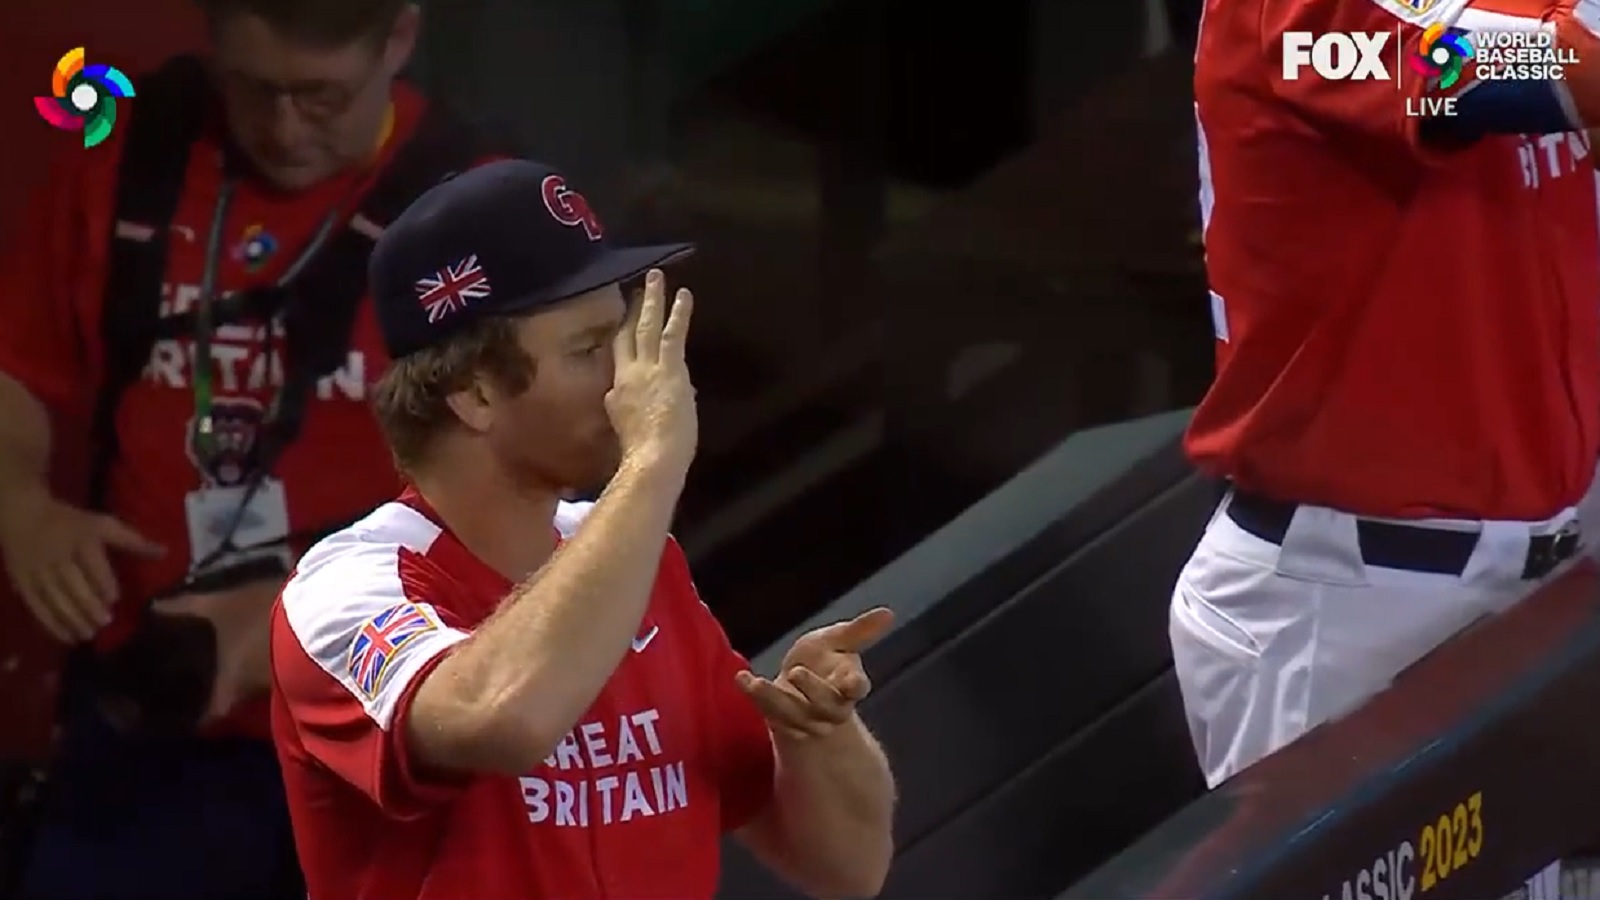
[371,159,693,359]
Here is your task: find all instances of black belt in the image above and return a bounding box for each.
[1225,491,1580,580]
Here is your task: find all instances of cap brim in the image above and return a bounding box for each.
[500,242,696,315]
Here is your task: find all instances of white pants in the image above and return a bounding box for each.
[1170,494,1581,789]
[1173,467,1599,900]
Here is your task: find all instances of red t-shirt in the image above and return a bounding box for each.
[1185,0,1600,519]
[269,493,778,900]
[0,81,458,735]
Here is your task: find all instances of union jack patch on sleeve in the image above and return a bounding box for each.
[346,602,438,698]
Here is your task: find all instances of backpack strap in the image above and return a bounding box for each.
[88,55,211,509]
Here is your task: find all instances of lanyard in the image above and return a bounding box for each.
[186,178,341,576]
[189,181,339,462]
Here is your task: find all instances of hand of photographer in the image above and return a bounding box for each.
[151,576,280,721]
[0,485,166,642]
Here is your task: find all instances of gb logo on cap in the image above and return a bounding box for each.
[541,174,604,241]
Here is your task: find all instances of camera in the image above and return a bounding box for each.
[87,555,287,738]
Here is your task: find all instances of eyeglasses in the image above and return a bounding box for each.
[210,56,386,124]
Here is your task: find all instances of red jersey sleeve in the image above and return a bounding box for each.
[1550,0,1600,122]
[0,143,112,414]
[271,528,471,819]
[664,540,776,832]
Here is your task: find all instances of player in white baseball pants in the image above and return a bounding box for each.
[1170,489,1585,789]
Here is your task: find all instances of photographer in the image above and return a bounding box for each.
[0,0,496,896]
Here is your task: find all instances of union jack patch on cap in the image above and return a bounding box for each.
[415,254,491,324]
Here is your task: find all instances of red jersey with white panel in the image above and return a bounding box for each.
[1186,0,1600,519]
[269,492,777,900]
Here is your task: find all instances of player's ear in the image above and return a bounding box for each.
[445,378,494,434]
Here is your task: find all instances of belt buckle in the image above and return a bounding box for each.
[1524,521,1581,580]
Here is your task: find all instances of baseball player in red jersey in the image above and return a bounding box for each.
[1174,0,1600,795]
[269,161,896,899]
